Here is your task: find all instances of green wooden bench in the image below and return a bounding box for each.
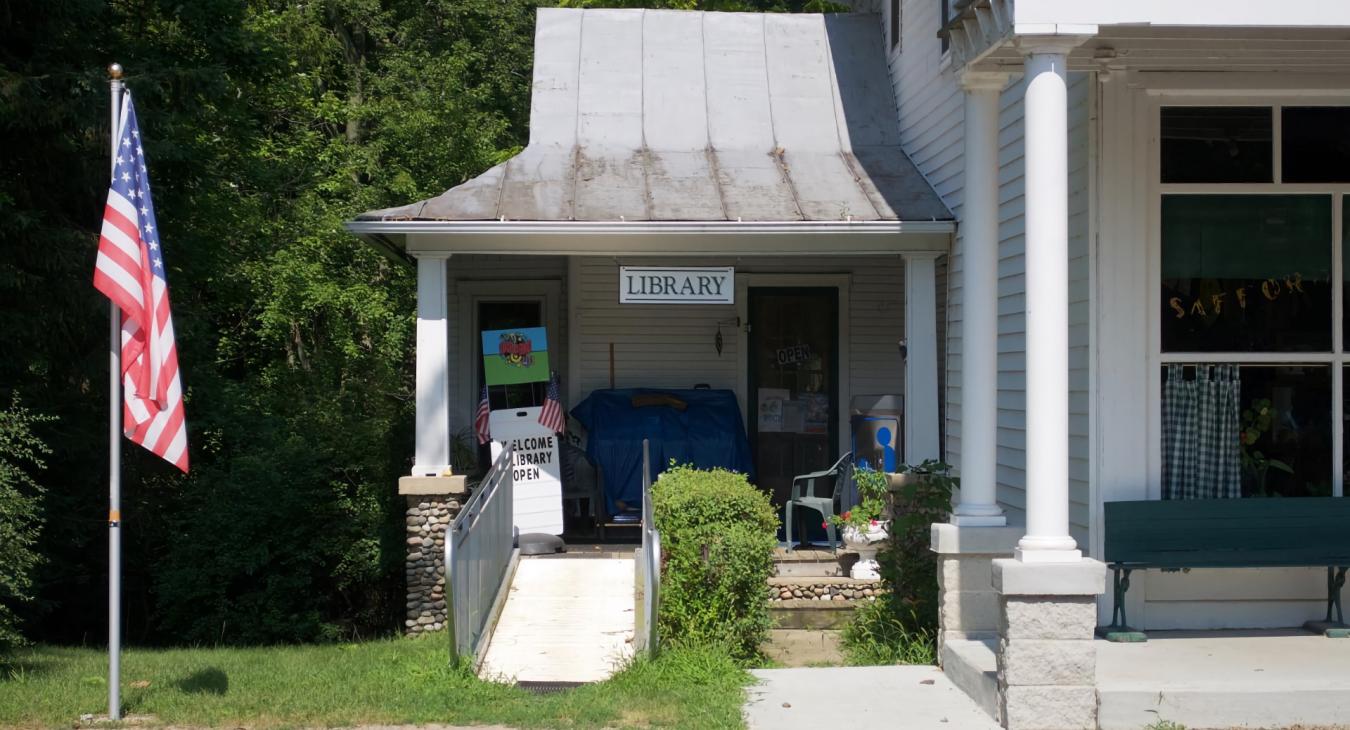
[1100,497,1350,642]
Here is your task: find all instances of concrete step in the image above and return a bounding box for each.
[769,599,859,630]
[762,629,844,667]
[939,638,1000,723]
[772,546,856,578]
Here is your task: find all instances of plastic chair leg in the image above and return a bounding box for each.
[825,522,837,553]
[785,502,795,552]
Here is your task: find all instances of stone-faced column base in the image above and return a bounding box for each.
[931,523,1023,654]
[993,558,1106,730]
[400,476,468,636]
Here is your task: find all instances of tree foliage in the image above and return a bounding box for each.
[0,396,53,654]
[1,0,841,645]
[0,0,533,644]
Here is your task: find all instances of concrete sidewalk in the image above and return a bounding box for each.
[744,665,999,730]
[1097,629,1350,730]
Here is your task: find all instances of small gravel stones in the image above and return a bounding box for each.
[766,581,885,603]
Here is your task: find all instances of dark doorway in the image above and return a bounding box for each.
[476,299,545,466]
[747,287,840,506]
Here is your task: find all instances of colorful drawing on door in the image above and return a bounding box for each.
[482,326,551,386]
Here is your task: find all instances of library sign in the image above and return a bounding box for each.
[620,266,735,305]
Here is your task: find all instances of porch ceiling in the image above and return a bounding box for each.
[350,8,952,236]
[969,25,1350,74]
[947,0,1350,74]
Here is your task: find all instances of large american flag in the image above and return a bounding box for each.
[93,92,189,472]
[538,371,565,434]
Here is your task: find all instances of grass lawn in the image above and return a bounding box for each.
[0,638,751,729]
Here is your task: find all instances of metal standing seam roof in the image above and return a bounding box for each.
[356,8,952,225]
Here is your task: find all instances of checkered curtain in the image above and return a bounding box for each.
[1162,364,1242,500]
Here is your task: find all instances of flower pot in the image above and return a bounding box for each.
[842,522,889,579]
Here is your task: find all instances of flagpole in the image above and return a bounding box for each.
[106,62,124,723]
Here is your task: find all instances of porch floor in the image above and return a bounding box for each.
[478,556,634,684]
[1097,629,1350,730]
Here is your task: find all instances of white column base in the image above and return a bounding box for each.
[1014,546,1082,563]
[410,464,453,478]
[1015,534,1081,563]
[952,502,1008,526]
[952,514,1009,527]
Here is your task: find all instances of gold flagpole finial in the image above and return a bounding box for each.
[108,63,123,80]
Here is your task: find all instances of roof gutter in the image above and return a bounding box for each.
[346,219,955,238]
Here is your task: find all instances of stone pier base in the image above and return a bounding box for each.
[931,523,1021,652]
[993,558,1106,730]
[400,475,468,636]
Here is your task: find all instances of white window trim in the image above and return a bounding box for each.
[735,273,853,459]
[456,279,563,438]
[1145,95,1350,501]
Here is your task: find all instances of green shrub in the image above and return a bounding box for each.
[881,460,956,628]
[841,460,954,665]
[0,396,52,655]
[652,464,777,662]
[841,594,936,666]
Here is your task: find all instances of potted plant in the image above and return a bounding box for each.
[1239,397,1293,497]
[828,467,890,579]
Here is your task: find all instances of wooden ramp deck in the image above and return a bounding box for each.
[479,556,635,683]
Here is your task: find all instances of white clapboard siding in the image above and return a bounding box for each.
[574,255,909,424]
[446,255,568,438]
[438,252,918,452]
[890,0,1092,545]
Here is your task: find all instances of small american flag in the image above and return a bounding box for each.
[538,371,565,434]
[474,384,491,445]
[92,92,188,472]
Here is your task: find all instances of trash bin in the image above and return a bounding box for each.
[850,395,903,474]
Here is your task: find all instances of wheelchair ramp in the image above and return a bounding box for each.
[479,555,634,683]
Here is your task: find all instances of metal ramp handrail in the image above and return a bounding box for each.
[446,445,515,665]
[634,439,661,654]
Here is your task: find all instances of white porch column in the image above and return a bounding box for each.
[1017,40,1082,562]
[412,253,452,477]
[953,72,1009,527]
[1016,39,1084,562]
[902,251,941,465]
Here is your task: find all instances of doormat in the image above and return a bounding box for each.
[516,681,588,694]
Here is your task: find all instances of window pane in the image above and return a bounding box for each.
[1161,365,1331,499]
[1161,107,1272,183]
[890,0,899,50]
[1162,195,1331,352]
[1344,367,1350,493]
[1282,107,1350,183]
[1345,197,1350,348]
[938,0,949,53]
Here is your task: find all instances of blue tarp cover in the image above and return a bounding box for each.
[571,388,754,515]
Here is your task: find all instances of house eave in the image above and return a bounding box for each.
[345,219,955,258]
[347,219,954,237]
